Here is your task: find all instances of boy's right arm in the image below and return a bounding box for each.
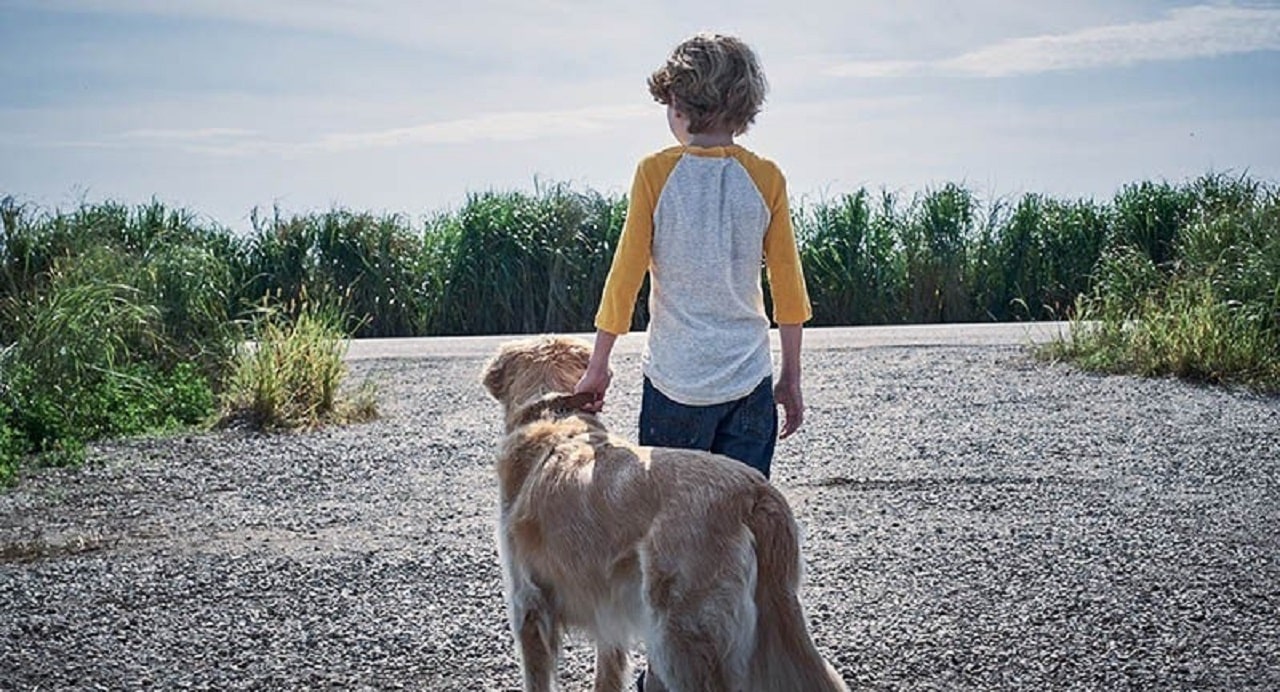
[575,159,658,412]
[594,159,657,336]
[574,330,618,413]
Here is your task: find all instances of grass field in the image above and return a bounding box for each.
[2,172,1277,478]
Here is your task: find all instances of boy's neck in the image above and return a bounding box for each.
[685,131,735,148]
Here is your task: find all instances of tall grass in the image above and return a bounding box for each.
[422,184,629,335]
[793,184,1111,324]
[968,195,1110,321]
[0,198,242,371]
[1,199,248,479]
[1109,180,1197,270]
[5,178,1274,344]
[905,183,975,322]
[243,207,429,338]
[794,189,904,325]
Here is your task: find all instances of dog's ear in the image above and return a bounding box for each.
[481,349,515,401]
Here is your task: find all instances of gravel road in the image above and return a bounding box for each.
[2,331,1278,690]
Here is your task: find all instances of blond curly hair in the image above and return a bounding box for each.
[647,33,768,137]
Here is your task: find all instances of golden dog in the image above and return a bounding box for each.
[482,335,847,692]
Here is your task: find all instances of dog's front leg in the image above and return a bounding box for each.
[640,669,670,692]
[499,525,561,691]
[593,645,628,692]
[513,598,561,692]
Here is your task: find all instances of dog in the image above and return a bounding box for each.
[482,335,848,692]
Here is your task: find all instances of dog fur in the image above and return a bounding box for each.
[482,335,847,692]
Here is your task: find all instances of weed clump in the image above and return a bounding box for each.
[219,296,378,431]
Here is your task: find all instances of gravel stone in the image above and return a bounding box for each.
[2,345,1278,690]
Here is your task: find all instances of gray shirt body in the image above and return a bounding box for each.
[644,153,773,406]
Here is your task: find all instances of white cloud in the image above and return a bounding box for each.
[824,59,925,79]
[311,105,653,152]
[36,103,655,158]
[827,3,1280,78]
[120,127,259,141]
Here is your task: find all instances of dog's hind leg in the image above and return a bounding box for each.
[593,645,628,692]
[642,526,757,692]
[647,611,741,692]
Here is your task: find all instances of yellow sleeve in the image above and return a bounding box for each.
[761,167,812,325]
[594,161,657,334]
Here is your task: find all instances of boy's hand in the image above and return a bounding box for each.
[575,330,619,414]
[774,375,804,439]
[573,366,612,413]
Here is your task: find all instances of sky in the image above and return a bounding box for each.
[2,0,1279,232]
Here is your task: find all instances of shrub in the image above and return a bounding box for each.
[1047,175,1280,391]
[0,214,231,474]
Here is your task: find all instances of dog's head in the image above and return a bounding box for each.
[482,335,593,426]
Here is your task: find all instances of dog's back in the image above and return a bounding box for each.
[539,437,847,691]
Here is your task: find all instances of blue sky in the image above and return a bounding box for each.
[2,0,1279,231]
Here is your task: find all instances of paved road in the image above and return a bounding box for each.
[345,321,1075,360]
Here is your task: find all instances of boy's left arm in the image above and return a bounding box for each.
[775,323,804,439]
[761,167,812,439]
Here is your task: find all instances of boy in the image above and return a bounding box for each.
[575,32,811,479]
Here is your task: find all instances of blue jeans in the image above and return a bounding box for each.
[638,376,778,478]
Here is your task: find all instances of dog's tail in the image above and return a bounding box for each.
[745,486,849,692]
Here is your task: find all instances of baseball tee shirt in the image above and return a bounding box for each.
[595,144,811,406]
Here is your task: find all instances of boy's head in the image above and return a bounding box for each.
[648,33,768,138]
